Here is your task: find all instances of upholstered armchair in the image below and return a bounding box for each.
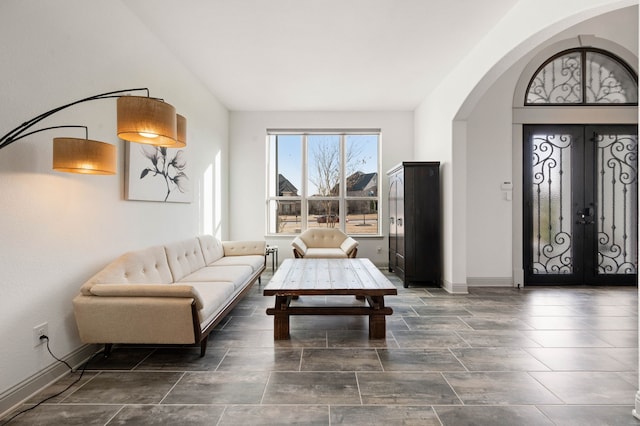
[291,228,358,258]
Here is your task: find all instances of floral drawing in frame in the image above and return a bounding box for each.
[125,143,191,203]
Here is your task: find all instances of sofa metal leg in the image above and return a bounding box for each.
[103,344,113,358]
[200,337,208,357]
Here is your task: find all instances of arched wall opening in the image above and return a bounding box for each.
[427,3,638,294]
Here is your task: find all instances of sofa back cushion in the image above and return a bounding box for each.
[165,238,206,282]
[198,235,225,264]
[300,228,348,248]
[80,245,173,295]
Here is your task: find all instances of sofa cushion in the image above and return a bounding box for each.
[222,241,266,256]
[188,281,237,323]
[165,238,206,282]
[89,283,205,309]
[80,246,173,295]
[198,235,225,265]
[304,248,349,258]
[179,265,253,290]
[211,255,265,273]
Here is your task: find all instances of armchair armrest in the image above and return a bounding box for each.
[291,237,307,258]
[89,283,204,310]
[340,237,359,257]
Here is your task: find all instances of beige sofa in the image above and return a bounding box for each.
[291,228,359,258]
[72,235,265,357]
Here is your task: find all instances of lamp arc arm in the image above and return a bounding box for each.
[0,87,149,150]
[17,125,89,142]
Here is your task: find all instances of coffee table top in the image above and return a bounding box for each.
[263,258,398,296]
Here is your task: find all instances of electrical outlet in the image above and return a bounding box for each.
[33,322,48,347]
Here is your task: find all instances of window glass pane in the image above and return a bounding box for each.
[271,135,302,196]
[527,52,582,104]
[308,199,339,228]
[268,199,302,234]
[307,135,340,196]
[346,135,378,197]
[346,200,378,235]
[531,133,573,274]
[586,52,638,104]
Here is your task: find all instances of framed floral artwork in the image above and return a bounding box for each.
[124,143,191,203]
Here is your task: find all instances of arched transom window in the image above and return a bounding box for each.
[525,48,638,105]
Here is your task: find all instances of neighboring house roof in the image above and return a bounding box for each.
[347,172,377,192]
[329,171,378,195]
[279,174,298,196]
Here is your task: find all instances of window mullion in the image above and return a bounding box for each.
[302,134,308,231]
[340,134,346,232]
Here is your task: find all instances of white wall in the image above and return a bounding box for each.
[465,71,517,283]
[0,0,229,405]
[414,0,638,293]
[229,111,414,266]
[464,6,638,285]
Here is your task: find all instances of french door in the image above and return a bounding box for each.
[523,124,638,285]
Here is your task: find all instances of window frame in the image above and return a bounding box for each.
[266,129,382,237]
[524,47,638,106]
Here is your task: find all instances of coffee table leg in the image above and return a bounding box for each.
[369,315,386,338]
[369,296,386,339]
[273,295,290,340]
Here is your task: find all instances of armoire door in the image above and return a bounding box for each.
[388,169,405,277]
[523,124,638,285]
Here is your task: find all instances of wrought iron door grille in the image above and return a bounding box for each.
[531,133,573,274]
[595,132,638,274]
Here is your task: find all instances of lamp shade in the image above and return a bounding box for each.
[53,138,116,175]
[117,96,177,146]
[175,114,187,148]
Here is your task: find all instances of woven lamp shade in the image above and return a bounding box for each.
[175,114,187,148]
[117,96,177,146]
[53,138,116,175]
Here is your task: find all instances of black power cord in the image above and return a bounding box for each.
[0,336,104,426]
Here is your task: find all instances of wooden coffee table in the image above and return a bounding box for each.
[263,258,398,340]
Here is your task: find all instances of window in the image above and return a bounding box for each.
[267,130,380,236]
[525,48,638,105]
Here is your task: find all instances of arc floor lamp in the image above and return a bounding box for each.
[0,88,186,175]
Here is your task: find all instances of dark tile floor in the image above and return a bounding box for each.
[3,271,640,425]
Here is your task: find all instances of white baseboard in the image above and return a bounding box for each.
[0,344,99,419]
[441,279,468,294]
[467,277,514,287]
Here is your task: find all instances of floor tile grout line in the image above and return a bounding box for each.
[156,371,187,405]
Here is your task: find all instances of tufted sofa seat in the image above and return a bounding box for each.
[72,235,265,357]
[291,228,358,259]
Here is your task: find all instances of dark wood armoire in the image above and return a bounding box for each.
[387,162,441,287]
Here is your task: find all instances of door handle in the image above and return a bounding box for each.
[576,207,594,225]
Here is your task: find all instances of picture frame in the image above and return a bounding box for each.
[124,142,191,203]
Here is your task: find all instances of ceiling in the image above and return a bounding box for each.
[125,0,519,111]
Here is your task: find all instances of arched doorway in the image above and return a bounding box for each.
[518,46,638,285]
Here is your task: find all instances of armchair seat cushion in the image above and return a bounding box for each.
[304,248,350,258]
